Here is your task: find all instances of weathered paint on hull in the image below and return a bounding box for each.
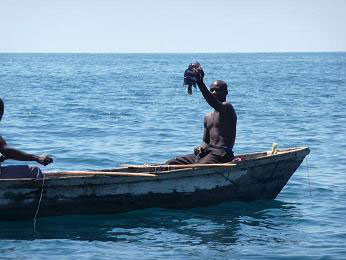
[0,147,309,221]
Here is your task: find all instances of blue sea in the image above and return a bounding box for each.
[0,53,345,259]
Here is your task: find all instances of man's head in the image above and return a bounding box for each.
[0,98,4,121]
[210,80,228,102]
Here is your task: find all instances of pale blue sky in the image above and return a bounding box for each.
[1,0,345,53]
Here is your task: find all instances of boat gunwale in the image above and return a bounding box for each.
[0,147,310,185]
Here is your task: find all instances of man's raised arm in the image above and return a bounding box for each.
[195,69,225,112]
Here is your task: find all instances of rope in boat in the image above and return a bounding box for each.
[33,168,45,232]
[306,157,312,198]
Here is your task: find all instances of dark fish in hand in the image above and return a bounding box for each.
[183,62,201,95]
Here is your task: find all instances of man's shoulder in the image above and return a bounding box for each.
[222,101,233,106]
[0,135,6,143]
[221,102,237,119]
[220,101,235,111]
[204,112,212,120]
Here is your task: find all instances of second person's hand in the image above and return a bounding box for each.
[36,155,54,166]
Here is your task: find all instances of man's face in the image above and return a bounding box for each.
[210,81,227,102]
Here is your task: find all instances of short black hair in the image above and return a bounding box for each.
[210,80,228,95]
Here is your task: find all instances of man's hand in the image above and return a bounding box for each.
[194,146,206,157]
[36,155,53,166]
[194,67,204,83]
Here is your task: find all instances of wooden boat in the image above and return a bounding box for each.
[0,147,310,221]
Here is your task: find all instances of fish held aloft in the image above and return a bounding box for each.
[183,62,201,95]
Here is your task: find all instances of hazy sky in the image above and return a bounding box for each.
[1,0,345,53]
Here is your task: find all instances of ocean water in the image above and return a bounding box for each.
[0,53,345,259]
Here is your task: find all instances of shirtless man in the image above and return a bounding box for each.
[0,98,53,179]
[166,67,237,165]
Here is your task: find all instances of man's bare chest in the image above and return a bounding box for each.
[206,112,223,129]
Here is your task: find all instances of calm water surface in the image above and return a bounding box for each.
[0,53,345,259]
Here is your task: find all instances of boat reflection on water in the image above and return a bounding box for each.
[0,199,299,246]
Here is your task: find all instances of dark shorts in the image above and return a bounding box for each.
[0,165,43,179]
[166,144,234,165]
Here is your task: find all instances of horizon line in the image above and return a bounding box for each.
[0,51,345,55]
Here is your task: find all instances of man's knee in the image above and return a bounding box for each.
[166,154,197,165]
[0,165,43,179]
[166,158,177,165]
[198,157,217,164]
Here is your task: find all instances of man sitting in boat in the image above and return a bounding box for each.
[0,98,53,179]
[166,65,237,165]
